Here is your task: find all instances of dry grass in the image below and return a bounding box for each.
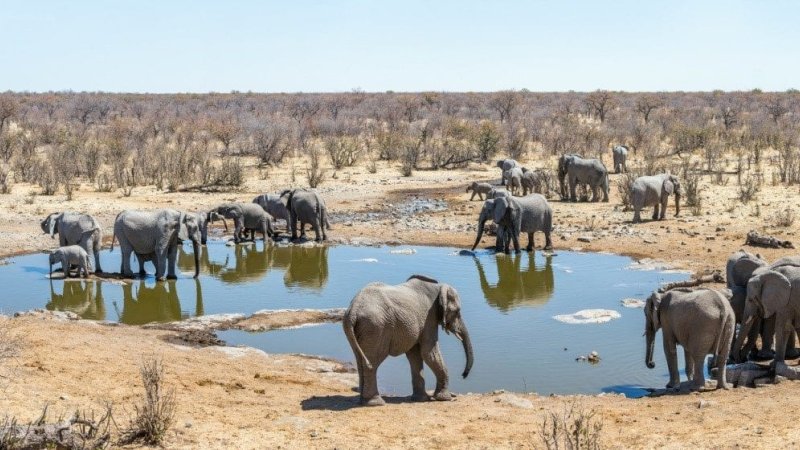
[537,400,603,450]
[119,357,176,446]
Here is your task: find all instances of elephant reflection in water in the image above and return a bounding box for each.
[474,252,554,311]
[47,280,106,320]
[115,279,204,325]
[282,245,328,290]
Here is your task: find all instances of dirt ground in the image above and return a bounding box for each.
[1,154,799,449]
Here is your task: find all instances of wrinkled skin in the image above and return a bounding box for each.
[726,250,775,360]
[521,169,551,196]
[612,145,628,174]
[281,188,331,241]
[49,245,91,278]
[466,182,493,201]
[504,167,524,196]
[471,194,553,254]
[496,158,518,185]
[631,173,681,223]
[342,275,474,406]
[645,288,735,391]
[253,193,290,231]
[212,203,274,244]
[41,212,103,273]
[112,209,201,281]
[560,155,609,202]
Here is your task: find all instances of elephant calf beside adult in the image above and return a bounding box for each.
[558,154,609,202]
[253,193,290,230]
[212,203,275,244]
[281,188,331,242]
[41,212,103,273]
[343,275,473,406]
[112,209,201,281]
[471,194,553,254]
[631,173,680,223]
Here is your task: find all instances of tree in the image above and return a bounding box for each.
[764,94,789,124]
[472,121,502,162]
[0,95,17,132]
[635,94,663,124]
[584,90,616,123]
[489,90,521,123]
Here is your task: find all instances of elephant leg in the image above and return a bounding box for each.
[479,193,484,201]
[652,203,660,221]
[406,345,428,401]
[422,343,452,401]
[543,230,553,250]
[663,333,680,389]
[319,214,327,241]
[690,353,706,391]
[633,207,642,223]
[61,256,71,278]
[166,244,178,279]
[154,246,169,281]
[773,316,789,366]
[785,329,800,359]
[300,222,308,239]
[659,199,667,220]
[569,178,577,202]
[510,229,521,254]
[757,317,776,359]
[525,232,534,252]
[470,192,475,201]
[120,245,135,278]
[78,238,94,273]
[289,213,298,240]
[361,354,386,406]
[684,350,695,382]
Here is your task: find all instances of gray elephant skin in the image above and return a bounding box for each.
[631,173,680,222]
[645,287,734,391]
[49,245,91,278]
[112,209,201,280]
[559,154,609,202]
[733,260,800,367]
[504,167,524,196]
[342,275,473,406]
[612,145,628,174]
[471,194,553,254]
[726,250,776,360]
[466,182,493,201]
[41,212,103,273]
[281,188,330,241]
[521,169,550,196]
[496,158,518,185]
[213,203,274,244]
[253,193,290,228]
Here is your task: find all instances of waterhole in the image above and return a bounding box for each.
[0,242,688,397]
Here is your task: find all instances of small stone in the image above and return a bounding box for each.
[697,400,713,409]
[310,431,319,438]
[59,394,69,401]
[185,422,193,428]
[577,236,592,243]
[492,389,505,395]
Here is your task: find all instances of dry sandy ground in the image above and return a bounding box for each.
[1,154,799,449]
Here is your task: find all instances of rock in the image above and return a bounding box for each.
[495,393,533,409]
[621,298,645,308]
[553,309,621,324]
[643,238,657,244]
[458,250,476,256]
[577,236,593,243]
[390,248,417,255]
[697,400,713,408]
[492,389,505,395]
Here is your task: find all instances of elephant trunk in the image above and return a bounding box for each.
[471,218,486,251]
[732,314,755,363]
[221,218,229,232]
[192,239,200,278]
[456,322,474,379]
[674,192,681,217]
[645,327,656,369]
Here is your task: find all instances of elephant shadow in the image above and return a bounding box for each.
[113,279,204,325]
[300,394,416,411]
[47,280,106,320]
[474,252,555,312]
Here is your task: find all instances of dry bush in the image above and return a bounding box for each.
[473,120,502,162]
[616,171,641,211]
[770,208,796,228]
[119,358,175,446]
[0,165,10,194]
[738,175,760,204]
[681,166,703,209]
[1,403,115,450]
[306,146,327,188]
[537,400,603,450]
[325,135,362,169]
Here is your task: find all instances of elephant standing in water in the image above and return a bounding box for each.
[343,275,473,406]
[612,145,628,174]
[49,245,91,278]
[631,173,680,223]
[117,279,204,325]
[559,154,609,202]
[41,212,103,273]
[281,188,331,242]
[47,280,105,321]
[645,288,735,391]
[471,194,553,254]
[112,209,201,280]
[474,252,554,311]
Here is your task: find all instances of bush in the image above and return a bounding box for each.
[771,208,796,228]
[538,401,603,450]
[120,358,176,446]
[306,146,326,188]
[738,175,760,204]
[0,165,10,194]
[616,171,640,211]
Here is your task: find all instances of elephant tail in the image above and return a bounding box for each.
[343,314,372,370]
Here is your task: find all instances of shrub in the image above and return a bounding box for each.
[771,208,796,228]
[616,171,640,211]
[306,146,326,188]
[537,401,603,450]
[120,358,176,446]
[738,175,760,204]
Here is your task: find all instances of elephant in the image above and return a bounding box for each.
[504,167,524,196]
[521,169,551,196]
[612,145,628,174]
[471,194,553,254]
[342,274,473,406]
[487,188,510,200]
[40,212,103,273]
[49,245,91,278]
[474,252,554,311]
[732,263,800,367]
[47,279,105,321]
[726,250,775,360]
[118,279,203,325]
[466,182,493,201]
[212,203,275,244]
[111,209,201,281]
[280,188,331,241]
[631,173,681,223]
[559,154,609,202]
[644,288,735,391]
[253,193,290,230]
[557,153,582,199]
[496,158,519,185]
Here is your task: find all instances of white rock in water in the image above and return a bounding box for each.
[390,249,417,255]
[553,309,622,324]
[351,258,378,263]
[621,298,645,308]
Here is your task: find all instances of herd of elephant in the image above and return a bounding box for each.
[41,188,331,281]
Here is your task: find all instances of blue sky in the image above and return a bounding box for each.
[1,1,797,92]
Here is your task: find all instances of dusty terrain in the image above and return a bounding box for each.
[2,154,799,449]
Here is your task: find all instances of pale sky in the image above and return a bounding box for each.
[1,0,797,93]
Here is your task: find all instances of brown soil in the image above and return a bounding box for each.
[2,156,799,448]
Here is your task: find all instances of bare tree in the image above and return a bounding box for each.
[635,94,664,123]
[0,95,17,132]
[489,90,521,123]
[584,90,617,123]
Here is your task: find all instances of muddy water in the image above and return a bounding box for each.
[0,242,688,396]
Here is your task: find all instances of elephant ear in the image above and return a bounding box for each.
[732,258,766,287]
[178,212,189,241]
[661,177,675,196]
[646,292,662,330]
[49,213,60,238]
[437,283,452,330]
[752,270,791,318]
[670,176,681,196]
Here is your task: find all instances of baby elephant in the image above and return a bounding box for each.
[49,245,91,278]
[343,275,474,406]
[645,287,735,391]
[466,182,493,201]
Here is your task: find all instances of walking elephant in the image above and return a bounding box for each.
[612,145,628,174]
[645,288,735,391]
[557,153,581,199]
[631,173,680,223]
[280,188,331,241]
[471,194,553,254]
[212,203,275,244]
[559,154,609,202]
[40,212,103,273]
[253,193,290,230]
[466,182,493,201]
[504,167,524,196]
[49,245,91,278]
[112,209,201,280]
[496,158,519,185]
[342,275,473,406]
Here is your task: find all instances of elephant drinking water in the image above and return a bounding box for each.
[471,194,553,254]
[40,212,103,273]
